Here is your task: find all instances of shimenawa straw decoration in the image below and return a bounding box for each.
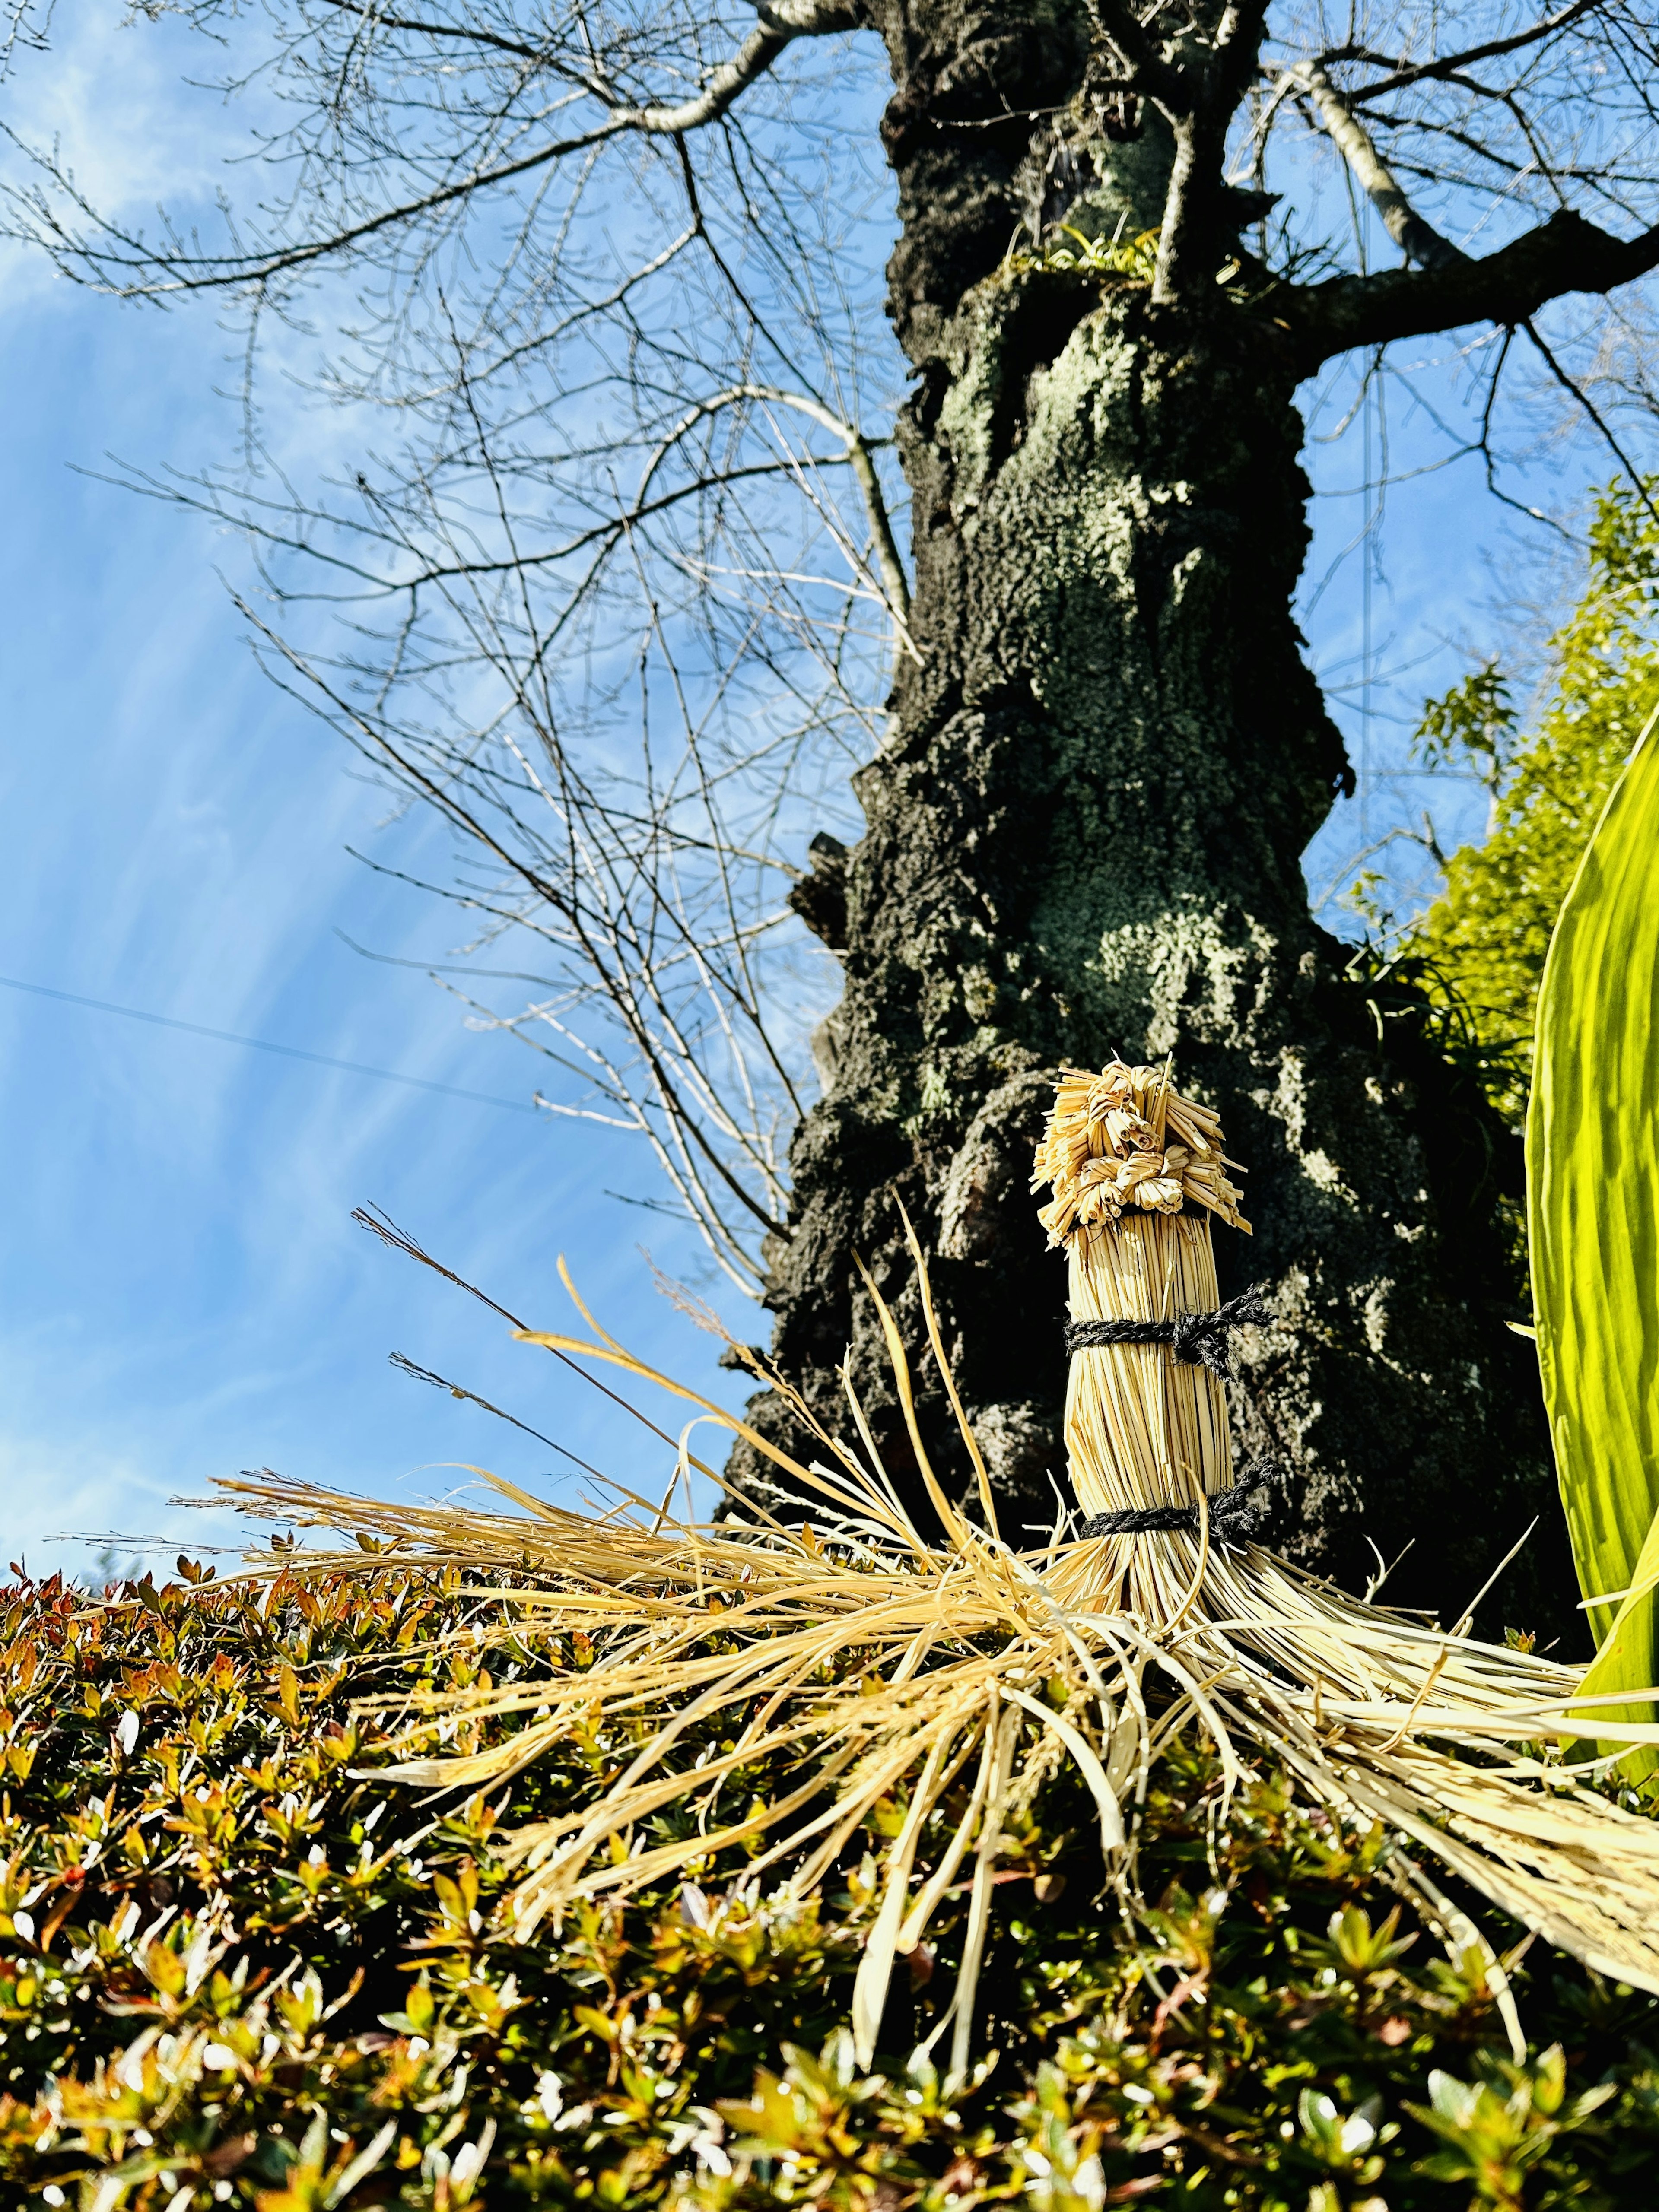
[219,1061,1659,2070]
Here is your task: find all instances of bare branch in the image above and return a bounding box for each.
[1290,209,1659,369]
[678,381,910,626]
[636,0,862,131]
[1084,0,1185,112]
[318,6,566,66]
[1141,0,1274,304]
[1340,0,1609,106]
[9,0,861,296]
[1296,62,1465,271]
[1151,117,1208,303]
[1522,318,1659,530]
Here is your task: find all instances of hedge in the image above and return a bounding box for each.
[4,1556,1659,2209]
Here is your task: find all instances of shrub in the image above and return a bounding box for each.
[1406,480,1659,1128]
[5,1557,1659,2206]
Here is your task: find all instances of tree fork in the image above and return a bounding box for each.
[729,0,1574,1644]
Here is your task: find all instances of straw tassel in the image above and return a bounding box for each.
[209,1059,1659,2066]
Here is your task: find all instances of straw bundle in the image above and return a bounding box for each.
[1036,1060,1246,1534]
[219,1062,1659,2068]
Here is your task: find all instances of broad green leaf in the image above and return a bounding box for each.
[1582,1509,1659,1751]
[1529,708,1659,1741]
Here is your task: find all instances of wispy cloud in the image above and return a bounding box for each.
[0,3,256,310]
[1,77,747,1573]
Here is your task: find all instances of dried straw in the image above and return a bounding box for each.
[217,1062,1659,2068]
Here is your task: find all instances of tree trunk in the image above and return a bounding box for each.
[731,0,1578,1649]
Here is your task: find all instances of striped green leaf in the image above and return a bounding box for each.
[1528,709,1659,1743]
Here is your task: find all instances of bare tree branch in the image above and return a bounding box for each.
[1521,317,1659,529]
[1339,0,1609,106]
[1130,0,1273,304]
[4,0,861,295]
[1291,209,1659,369]
[1295,61,1465,270]
[1083,0,1185,112]
[9,0,1659,1298]
[683,382,911,625]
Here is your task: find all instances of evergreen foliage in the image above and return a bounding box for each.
[6,1558,1659,2208]
[1405,484,1659,1126]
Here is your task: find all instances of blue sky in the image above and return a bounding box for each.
[0,282,743,1570]
[1,8,749,1570]
[0,8,1618,1576]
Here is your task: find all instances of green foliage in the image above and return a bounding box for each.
[1003,225,1161,282]
[6,1563,1659,2205]
[1405,481,1659,1125]
[1407,2044,1616,2210]
[1412,664,1520,797]
[1527,714,1659,1739]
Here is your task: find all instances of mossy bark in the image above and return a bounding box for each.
[732,0,1575,1646]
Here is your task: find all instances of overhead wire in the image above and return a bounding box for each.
[0,972,539,1113]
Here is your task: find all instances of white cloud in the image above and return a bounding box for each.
[0,3,258,310]
[0,143,747,1575]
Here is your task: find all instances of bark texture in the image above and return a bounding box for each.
[731,0,1576,1648]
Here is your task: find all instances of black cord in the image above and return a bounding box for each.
[1081,1466,1274,1539]
[1063,1284,1270,1380]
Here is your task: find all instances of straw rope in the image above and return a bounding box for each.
[1063,1283,1270,1377]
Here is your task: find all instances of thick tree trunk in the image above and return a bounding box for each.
[731,0,1577,1647]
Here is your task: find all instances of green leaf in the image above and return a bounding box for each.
[1528,706,1659,1748]
[1407,478,1659,1128]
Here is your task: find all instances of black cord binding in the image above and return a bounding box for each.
[1081,1466,1274,1540]
[1062,1284,1270,1381]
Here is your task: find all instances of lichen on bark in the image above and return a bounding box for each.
[730,0,1574,1647]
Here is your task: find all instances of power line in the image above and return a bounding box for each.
[0,972,540,1114]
